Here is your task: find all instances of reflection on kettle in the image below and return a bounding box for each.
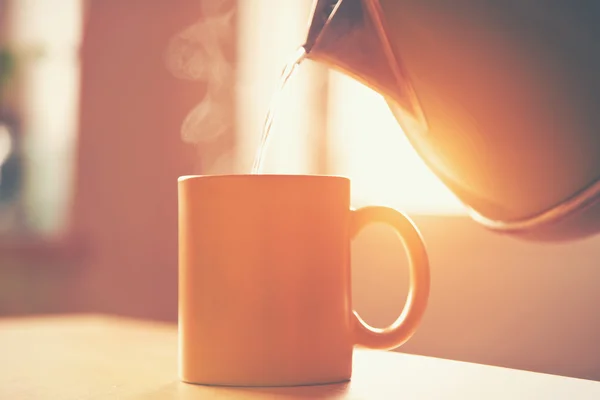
[303,0,600,241]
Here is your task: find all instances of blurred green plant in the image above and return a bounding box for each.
[0,47,15,100]
[0,45,46,102]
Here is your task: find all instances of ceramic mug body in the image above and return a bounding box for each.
[178,174,429,386]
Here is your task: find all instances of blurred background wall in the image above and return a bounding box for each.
[1,0,600,382]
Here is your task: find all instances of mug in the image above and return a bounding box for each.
[178,174,430,387]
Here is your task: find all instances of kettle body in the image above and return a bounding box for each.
[304,0,600,241]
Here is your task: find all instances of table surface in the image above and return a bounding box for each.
[2,315,600,399]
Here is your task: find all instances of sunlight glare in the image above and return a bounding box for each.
[327,70,466,214]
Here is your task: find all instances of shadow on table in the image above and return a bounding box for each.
[144,380,351,399]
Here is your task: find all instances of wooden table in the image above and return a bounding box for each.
[2,315,599,399]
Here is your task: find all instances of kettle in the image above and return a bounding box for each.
[303,0,600,241]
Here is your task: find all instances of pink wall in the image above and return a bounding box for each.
[72,0,213,320]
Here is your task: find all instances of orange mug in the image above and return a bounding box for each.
[178,174,430,387]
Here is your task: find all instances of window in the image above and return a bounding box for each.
[235,0,322,175]
[1,0,83,236]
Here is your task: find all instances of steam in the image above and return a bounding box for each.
[165,0,236,172]
[165,3,234,85]
[179,89,230,144]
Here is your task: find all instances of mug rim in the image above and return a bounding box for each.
[178,174,350,183]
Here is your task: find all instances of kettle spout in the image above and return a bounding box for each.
[304,0,344,54]
[303,0,427,129]
[302,0,402,104]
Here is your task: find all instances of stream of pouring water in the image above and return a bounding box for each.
[251,47,307,174]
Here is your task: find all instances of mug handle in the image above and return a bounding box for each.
[350,206,430,350]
